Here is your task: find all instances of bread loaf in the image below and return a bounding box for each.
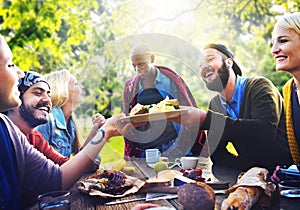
[178,182,215,210]
[221,186,262,210]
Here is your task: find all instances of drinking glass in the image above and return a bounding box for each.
[38,190,70,210]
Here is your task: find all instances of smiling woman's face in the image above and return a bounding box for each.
[271,25,300,74]
[67,74,83,108]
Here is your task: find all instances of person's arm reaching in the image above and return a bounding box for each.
[60,113,132,190]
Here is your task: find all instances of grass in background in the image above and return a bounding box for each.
[99,136,124,164]
[78,118,124,164]
[99,137,238,163]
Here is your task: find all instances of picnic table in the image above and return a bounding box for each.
[29,158,300,209]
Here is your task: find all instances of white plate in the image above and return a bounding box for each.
[147,163,156,168]
[280,189,300,198]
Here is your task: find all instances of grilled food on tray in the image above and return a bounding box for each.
[91,170,133,195]
[129,98,180,116]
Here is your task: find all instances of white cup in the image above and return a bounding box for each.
[146,148,161,163]
[175,157,199,170]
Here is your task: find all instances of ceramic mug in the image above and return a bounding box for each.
[146,148,161,163]
[175,157,199,170]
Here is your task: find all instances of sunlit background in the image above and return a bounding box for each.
[0,0,298,162]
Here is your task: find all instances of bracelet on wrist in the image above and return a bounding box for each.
[90,129,105,145]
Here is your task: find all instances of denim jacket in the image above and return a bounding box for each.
[36,107,76,158]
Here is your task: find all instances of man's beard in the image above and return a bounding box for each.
[204,60,230,92]
[19,102,49,128]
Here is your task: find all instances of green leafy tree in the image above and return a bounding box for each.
[0,0,98,73]
[197,0,298,91]
[0,0,130,118]
[75,0,132,117]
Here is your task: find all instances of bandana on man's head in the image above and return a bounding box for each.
[203,43,242,76]
[18,71,50,95]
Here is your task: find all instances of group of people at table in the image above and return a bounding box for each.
[1,12,300,210]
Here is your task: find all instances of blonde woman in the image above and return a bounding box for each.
[37,69,105,160]
[271,12,300,164]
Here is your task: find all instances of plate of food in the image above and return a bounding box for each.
[77,170,145,198]
[121,98,189,123]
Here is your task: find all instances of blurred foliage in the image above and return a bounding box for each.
[0,0,98,73]
[0,0,129,117]
[198,0,297,92]
[0,0,298,115]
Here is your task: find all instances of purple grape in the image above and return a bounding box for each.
[188,170,197,180]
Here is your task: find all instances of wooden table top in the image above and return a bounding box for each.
[29,158,300,210]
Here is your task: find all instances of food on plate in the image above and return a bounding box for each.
[91,170,133,195]
[129,98,180,116]
[178,182,215,210]
[122,166,136,172]
[221,186,262,210]
[149,98,179,113]
[112,159,127,171]
[157,169,182,181]
[180,167,205,182]
[129,103,148,116]
[101,159,135,172]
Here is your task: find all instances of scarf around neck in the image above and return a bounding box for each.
[283,78,300,164]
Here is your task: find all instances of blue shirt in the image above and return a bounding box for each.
[0,119,20,210]
[36,107,76,158]
[138,68,178,98]
[136,68,182,156]
[220,75,248,119]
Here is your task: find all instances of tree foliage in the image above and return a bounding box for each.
[0,0,299,114]
[0,0,98,73]
[197,0,298,92]
[0,0,129,117]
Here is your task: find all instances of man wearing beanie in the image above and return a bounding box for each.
[5,71,104,208]
[174,43,293,171]
[6,71,69,165]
